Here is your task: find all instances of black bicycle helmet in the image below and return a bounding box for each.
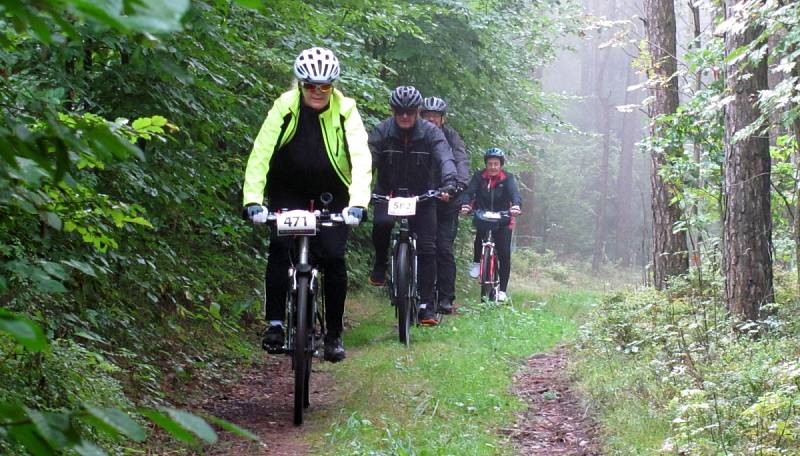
[389,86,423,109]
[421,96,447,113]
[484,147,505,165]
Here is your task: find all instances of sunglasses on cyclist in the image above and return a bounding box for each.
[393,108,418,117]
[301,82,333,93]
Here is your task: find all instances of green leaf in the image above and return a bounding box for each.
[41,211,63,231]
[142,408,217,444]
[160,408,217,444]
[209,302,221,319]
[25,408,75,449]
[121,0,190,33]
[8,424,53,456]
[61,259,98,277]
[87,127,144,161]
[131,118,152,130]
[0,309,48,352]
[4,260,67,293]
[233,0,263,8]
[26,10,53,44]
[204,415,260,442]
[140,409,195,444]
[82,406,146,442]
[0,402,27,424]
[72,440,108,456]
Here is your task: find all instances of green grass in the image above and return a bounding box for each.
[310,283,600,455]
[570,351,671,454]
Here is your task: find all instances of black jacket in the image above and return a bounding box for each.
[369,117,457,196]
[442,124,470,190]
[460,170,522,211]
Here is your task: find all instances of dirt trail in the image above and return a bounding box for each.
[506,347,602,455]
[198,354,337,456]
[193,329,601,455]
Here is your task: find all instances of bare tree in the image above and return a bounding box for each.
[645,0,689,289]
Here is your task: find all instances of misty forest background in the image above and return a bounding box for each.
[2,0,800,454]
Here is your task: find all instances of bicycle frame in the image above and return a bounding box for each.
[479,229,500,302]
[472,210,510,303]
[285,236,322,357]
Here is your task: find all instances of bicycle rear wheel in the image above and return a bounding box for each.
[293,276,310,426]
[395,243,412,346]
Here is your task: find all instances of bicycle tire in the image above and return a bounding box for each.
[480,245,496,302]
[307,275,323,409]
[293,276,310,426]
[395,243,412,345]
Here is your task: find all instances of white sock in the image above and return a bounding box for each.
[419,304,427,309]
[269,320,283,327]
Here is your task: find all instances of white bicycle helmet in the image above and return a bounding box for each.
[422,96,447,113]
[293,47,340,84]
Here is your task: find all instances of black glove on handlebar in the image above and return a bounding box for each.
[438,184,456,197]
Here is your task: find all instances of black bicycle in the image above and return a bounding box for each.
[253,194,344,425]
[372,189,439,345]
[472,210,510,303]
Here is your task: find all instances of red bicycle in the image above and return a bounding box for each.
[473,210,510,303]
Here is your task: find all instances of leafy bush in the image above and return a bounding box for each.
[573,278,800,455]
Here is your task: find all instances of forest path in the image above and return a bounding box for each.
[198,355,335,455]
[507,347,602,455]
[193,291,604,455]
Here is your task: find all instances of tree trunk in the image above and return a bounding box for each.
[615,62,638,268]
[722,0,773,322]
[794,51,800,295]
[645,0,688,289]
[689,1,704,283]
[592,98,611,272]
[515,170,536,248]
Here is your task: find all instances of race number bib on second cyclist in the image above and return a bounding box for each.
[387,197,417,216]
[276,210,317,236]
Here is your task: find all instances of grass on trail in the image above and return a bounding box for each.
[310,285,599,455]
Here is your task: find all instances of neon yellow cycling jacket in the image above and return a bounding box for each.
[242,87,372,208]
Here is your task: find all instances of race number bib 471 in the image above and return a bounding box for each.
[387,197,417,216]
[276,210,317,236]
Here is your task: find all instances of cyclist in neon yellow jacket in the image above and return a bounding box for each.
[242,47,372,362]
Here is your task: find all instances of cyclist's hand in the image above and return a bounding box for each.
[342,206,365,226]
[460,205,471,215]
[510,205,521,216]
[243,203,264,220]
[245,204,270,223]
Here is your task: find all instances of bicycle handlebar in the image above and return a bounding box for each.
[471,209,512,222]
[250,207,345,225]
[371,189,441,204]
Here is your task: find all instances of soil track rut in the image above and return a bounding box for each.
[199,355,336,456]
[507,347,602,455]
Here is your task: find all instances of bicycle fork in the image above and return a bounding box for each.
[287,237,319,359]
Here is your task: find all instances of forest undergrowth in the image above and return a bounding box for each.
[572,269,800,455]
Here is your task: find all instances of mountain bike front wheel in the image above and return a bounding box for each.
[480,246,498,303]
[293,276,311,426]
[395,243,412,346]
